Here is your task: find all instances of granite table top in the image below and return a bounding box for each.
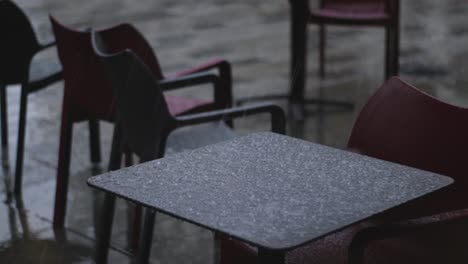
[87,132,453,251]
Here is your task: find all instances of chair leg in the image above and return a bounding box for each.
[15,196,31,240]
[0,85,8,162]
[95,193,116,264]
[135,209,156,264]
[128,203,142,252]
[124,148,133,167]
[14,85,28,195]
[390,1,400,78]
[89,119,101,164]
[93,124,123,262]
[217,62,233,128]
[385,24,400,80]
[384,26,392,80]
[108,124,123,171]
[319,25,326,79]
[53,117,74,229]
[391,25,400,77]
[130,137,167,262]
[289,0,309,120]
[213,233,221,264]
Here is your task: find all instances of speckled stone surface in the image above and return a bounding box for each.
[88,132,452,251]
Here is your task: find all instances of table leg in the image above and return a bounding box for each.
[95,193,116,264]
[258,247,286,264]
[0,85,8,164]
[134,209,156,264]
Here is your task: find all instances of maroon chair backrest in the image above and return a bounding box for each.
[320,0,389,11]
[322,0,386,4]
[0,0,40,84]
[95,48,172,161]
[50,17,164,120]
[348,77,468,219]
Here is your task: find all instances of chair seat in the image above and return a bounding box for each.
[310,3,389,24]
[165,121,237,154]
[221,211,468,264]
[165,95,212,116]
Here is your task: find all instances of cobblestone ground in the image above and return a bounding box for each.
[1,0,468,263]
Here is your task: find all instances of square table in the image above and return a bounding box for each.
[88,132,452,264]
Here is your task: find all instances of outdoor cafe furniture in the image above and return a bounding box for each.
[88,132,451,264]
[90,32,286,262]
[0,0,63,195]
[221,77,468,264]
[49,17,233,229]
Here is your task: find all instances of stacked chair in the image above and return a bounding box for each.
[91,29,285,263]
[49,17,234,230]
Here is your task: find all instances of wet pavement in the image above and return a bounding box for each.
[2,0,468,263]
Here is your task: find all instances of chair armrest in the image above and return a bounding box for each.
[175,103,286,134]
[159,72,231,108]
[158,72,219,91]
[167,59,232,109]
[348,209,468,264]
[172,59,230,77]
[39,41,56,51]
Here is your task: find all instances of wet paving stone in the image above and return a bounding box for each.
[192,21,225,30]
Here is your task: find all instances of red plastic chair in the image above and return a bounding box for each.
[0,0,62,195]
[312,0,399,79]
[220,77,468,264]
[50,17,233,229]
[288,0,399,119]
